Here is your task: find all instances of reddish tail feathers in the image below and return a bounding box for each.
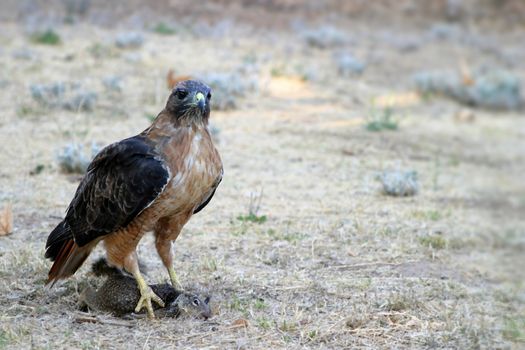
[46,238,91,286]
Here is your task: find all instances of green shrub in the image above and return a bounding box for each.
[365,107,398,131]
[31,30,61,45]
[153,23,176,35]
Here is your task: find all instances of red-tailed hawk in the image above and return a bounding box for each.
[45,80,223,318]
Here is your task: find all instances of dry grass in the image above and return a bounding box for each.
[0,3,524,349]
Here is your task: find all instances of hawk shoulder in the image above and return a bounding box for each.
[65,136,170,246]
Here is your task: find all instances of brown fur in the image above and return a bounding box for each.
[79,259,212,318]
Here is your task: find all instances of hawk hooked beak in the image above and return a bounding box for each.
[194,92,206,113]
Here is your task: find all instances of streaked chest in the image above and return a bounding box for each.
[159,126,222,212]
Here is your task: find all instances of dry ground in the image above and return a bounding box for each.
[0,4,524,349]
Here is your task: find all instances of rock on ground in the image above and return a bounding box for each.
[379,170,419,197]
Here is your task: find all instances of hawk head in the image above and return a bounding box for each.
[166,80,212,123]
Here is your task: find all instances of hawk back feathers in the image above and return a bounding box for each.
[45,136,170,283]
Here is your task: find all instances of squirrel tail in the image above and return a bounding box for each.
[91,258,123,277]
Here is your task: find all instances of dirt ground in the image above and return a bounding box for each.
[0,1,524,349]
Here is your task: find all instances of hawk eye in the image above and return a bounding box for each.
[175,90,188,99]
[206,92,212,100]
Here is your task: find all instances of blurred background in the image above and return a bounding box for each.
[0,0,524,348]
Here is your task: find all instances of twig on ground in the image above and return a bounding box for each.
[73,313,134,327]
[155,322,250,343]
[325,261,418,270]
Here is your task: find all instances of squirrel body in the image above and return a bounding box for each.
[80,259,211,319]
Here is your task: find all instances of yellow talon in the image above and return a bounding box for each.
[134,274,164,318]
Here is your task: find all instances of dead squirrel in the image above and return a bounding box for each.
[80,258,211,319]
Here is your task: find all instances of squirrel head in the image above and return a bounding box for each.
[171,293,212,319]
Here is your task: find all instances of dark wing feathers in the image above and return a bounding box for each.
[61,136,169,247]
[44,221,73,260]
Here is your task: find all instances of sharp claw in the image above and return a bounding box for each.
[152,293,165,308]
[135,287,165,318]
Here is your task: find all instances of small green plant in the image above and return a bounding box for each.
[294,64,312,81]
[229,296,249,314]
[230,221,249,236]
[253,298,266,310]
[153,23,176,35]
[16,104,37,118]
[257,317,273,330]
[307,330,318,341]
[237,189,267,224]
[426,210,442,221]
[449,155,461,167]
[282,232,306,242]
[266,228,305,243]
[237,213,267,223]
[503,316,525,343]
[229,296,243,311]
[365,107,398,131]
[201,256,218,272]
[0,330,9,348]
[270,66,285,77]
[419,234,447,249]
[30,164,45,176]
[31,29,61,45]
[412,210,443,221]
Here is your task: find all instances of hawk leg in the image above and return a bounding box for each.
[123,253,165,318]
[168,266,182,290]
[156,238,183,290]
[155,217,187,290]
